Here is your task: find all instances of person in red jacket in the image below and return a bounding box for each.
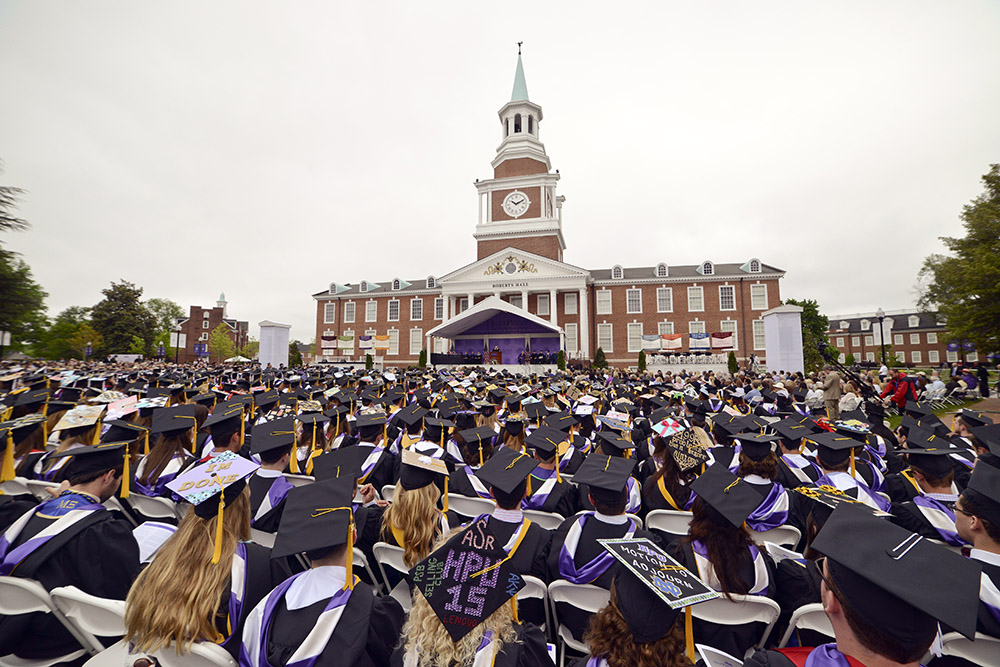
[880,369,917,410]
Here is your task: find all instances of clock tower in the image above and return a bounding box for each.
[474,50,566,261]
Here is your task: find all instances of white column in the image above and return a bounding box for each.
[466,293,474,311]
[520,290,529,311]
[426,333,432,363]
[448,296,456,319]
[478,194,483,225]
[549,288,558,325]
[578,287,590,359]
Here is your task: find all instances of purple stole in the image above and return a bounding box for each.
[522,468,559,511]
[745,483,790,532]
[253,477,294,525]
[220,543,249,648]
[911,496,964,547]
[463,466,493,500]
[0,493,105,576]
[557,513,636,584]
[802,644,862,666]
[134,453,190,497]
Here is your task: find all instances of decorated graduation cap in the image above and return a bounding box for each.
[737,432,781,462]
[409,516,524,642]
[399,448,449,492]
[689,464,762,528]
[573,453,636,495]
[476,445,537,494]
[663,427,711,472]
[793,484,889,524]
[599,537,719,659]
[0,414,47,482]
[53,405,106,442]
[812,503,981,642]
[167,451,260,563]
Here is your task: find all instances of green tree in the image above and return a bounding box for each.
[844,353,856,366]
[556,350,566,370]
[209,324,236,362]
[418,348,427,368]
[593,347,607,369]
[784,298,831,372]
[728,351,739,375]
[146,298,184,340]
[91,280,157,355]
[637,350,647,372]
[239,337,260,360]
[0,165,29,234]
[919,164,1000,355]
[289,340,304,366]
[68,324,103,359]
[36,306,91,360]
[0,247,48,356]
[129,335,146,355]
[365,353,373,370]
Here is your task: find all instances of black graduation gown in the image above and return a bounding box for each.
[248,475,290,534]
[0,493,38,532]
[524,472,578,517]
[774,457,820,489]
[976,558,1000,639]
[266,582,404,667]
[486,515,552,630]
[889,499,958,545]
[355,443,399,494]
[448,465,490,499]
[389,622,551,667]
[669,540,777,659]
[557,442,586,475]
[884,471,922,504]
[639,475,692,521]
[0,506,140,660]
[218,542,293,660]
[773,558,825,647]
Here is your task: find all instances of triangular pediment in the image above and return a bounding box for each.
[439,247,589,286]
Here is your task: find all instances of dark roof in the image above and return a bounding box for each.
[589,262,783,281]
[827,311,944,334]
[312,278,438,298]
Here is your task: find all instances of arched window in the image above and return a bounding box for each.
[392,279,401,291]
[701,261,714,276]
[514,113,522,133]
[528,115,534,134]
[655,263,668,278]
[612,265,624,280]
[749,259,761,273]
[329,283,336,294]
[505,118,509,137]
[426,276,436,289]
[360,281,369,293]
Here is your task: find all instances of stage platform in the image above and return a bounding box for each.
[430,363,558,375]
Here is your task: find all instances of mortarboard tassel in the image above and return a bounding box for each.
[1,431,15,482]
[510,597,519,624]
[685,606,695,661]
[443,477,448,513]
[479,442,484,468]
[239,416,245,446]
[120,449,130,499]
[345,511,355,590]
[849,448,856,479]
[211,486,226,564]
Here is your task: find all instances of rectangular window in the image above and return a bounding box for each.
[865,335,874,346]
[947,350,958,363]
[836,337,844,348]
[564,292,578,315]
[596,290,612,315]
[459,298,469,313]
[203,320,209,329]
[537,294,550,317]
[597,323,613,353]
[410,298,423,321]
[753,320,766,350]
[565,323,578,353]
[323,302,336,324]
[851,336,860,347]
[387,300,399,322]
[658,321,674,336]
[719,285,736,311]
[893,334,903,346]
[626,289,642,314]
[895,351,905,363]
[627,322,643,352]
[928,350,939,364]
[750,284,768,310]
[410,328,422,356]
[866,352,875,362]
[909,333,920,345]
[911,351,922,364]
[687,286,704,312]
[434,338,447,354]
[967,352,979,363]
[200,332,208,341]
[365,301,377,322]
[510,295,522,309]
[927,332,938,344]
[343,302,355,323]
[388,329,399,356]
[720,319,738,350]
[434,298,444,320]
[656,287,673,313]
[688,320,706,334]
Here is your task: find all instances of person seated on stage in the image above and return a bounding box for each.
[391,521,551,667]
[0,443,140,664]
[521,426,579,517]
[474,447,552,582]
[246,419,295,534]
[807,431,890,512]
[125,454,291,661]
[770,417,823,488]
[955,453,1000,638]
[733,432,793,533]
[449,426,496,499]
[670,464,777,658]
[888,445,966,547]
[746,504,981,667]
[240,476,404,667]
[546,454,657,589]
[133,404,198,497]
[576,431,642,514]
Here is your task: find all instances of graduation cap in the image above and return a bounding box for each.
[737,432,781,462]
[812,503,981,642]
[594,430,633,456]
[793,485,890,523]
[167,452,260,563]
[254,389,280,411]
[311,446,362,483]
[0,414,48,482]
[805,430,862,476]
[475,446,537,494]
[522,401,549,423]
[771,417,816,446]
[409,516,524,642]
[956,408,993,428]
[664,427,711,472]
[689,464,762,528]
[964,455,1000,525]
[902,401,932,418]
[13,388,49,408]
[457,426,495,466]
[101,419,151,455]
[399,448,449,498]
[48,441,131,490]
[251,414,299,463]
[573,454,636,495]
[203,403,246,447]
[150,404,199,449]
[903,446,958,479]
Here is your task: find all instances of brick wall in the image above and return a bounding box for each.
[178,305,248,363]
[493,157,548,179]
[477,235,562,261]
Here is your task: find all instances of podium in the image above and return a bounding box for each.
[489,350,502,364]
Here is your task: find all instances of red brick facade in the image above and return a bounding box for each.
[827,311,967,368]
[175,304,249,363]
[476,235,562,261]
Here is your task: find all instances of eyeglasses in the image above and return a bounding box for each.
[954,506,976,518]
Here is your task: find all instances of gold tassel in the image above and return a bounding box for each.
[345,512,355,590]
[685,606,694,661]
[121,450,130,499]
[850,448,856,479]
[144,431,150,456]
[443,477,449,513]
[93,424,101,445]
[1,431,15,482]
[510,596,519,623]
[479,444,484,468]
[211,490,225,564]
[383,422,387,446]
[239,417,245,446]
[289,443,300,473]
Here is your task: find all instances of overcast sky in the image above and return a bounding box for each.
[2,1,998,343]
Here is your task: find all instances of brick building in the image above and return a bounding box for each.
[826,309,974,369]
[174,293,250,363]
[312,54,785,367]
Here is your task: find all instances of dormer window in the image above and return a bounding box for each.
[426,276,436,289]
[360,281,369,293]
[701,261,714,276]
[861,319,870,331]
[748,259,761,273]
[654,263,668,278]
[908,315,920,328]
[392,279,401,291]
[611,265,624,280]
[839,321,849,330]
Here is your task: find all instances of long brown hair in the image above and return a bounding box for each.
[737,451,779,480]
[381,483,442,567]
[584,583,693,667]
[685,496,755,600]
[139,432,192,486]
[125,489,251,653]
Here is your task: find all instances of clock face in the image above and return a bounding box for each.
[502,191,530,218]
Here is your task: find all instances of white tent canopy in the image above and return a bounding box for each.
[224,355,252,363]
[426,295,562,339]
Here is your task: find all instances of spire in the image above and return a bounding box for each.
[510,45,529,102]
[218,292,226,302]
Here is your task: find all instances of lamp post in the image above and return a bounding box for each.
[876,307,887,365]
[84,341,92,361]
[174,326,181,364]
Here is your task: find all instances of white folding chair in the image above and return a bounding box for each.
[572,510,643,531]
[645,509,694,538]
[522,509,564,530]
[777,603,833,648]
[749,524,801,548]
[353,547,383,595]
[281,473,315,488]
[249,528,275,548]
[938,631,1000,666]
[0,576,91,665]
[49,586,127,655]
[372,542,411,611]
[142,641,236,667]
[447,494,495,519]
[381,484,395,502]
[517,575,550,636]
[690,593,781,658]
[0,477,32,496]
[126,495,180,522]
[24,480,60,501]
[547,581,610,667]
